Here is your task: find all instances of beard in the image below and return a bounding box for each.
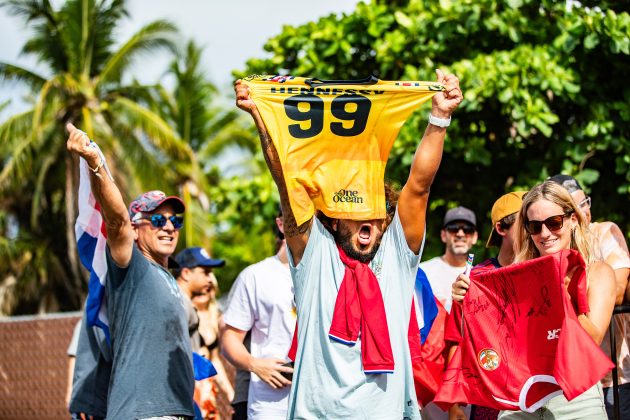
[448,240,472,256]
[333,223,381,264]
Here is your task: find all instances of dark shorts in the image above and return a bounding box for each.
[231,401,248,420]
[603,383,630,420]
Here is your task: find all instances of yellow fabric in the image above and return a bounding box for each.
[242,75,444,225]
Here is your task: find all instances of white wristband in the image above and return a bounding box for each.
[428,113,451,128]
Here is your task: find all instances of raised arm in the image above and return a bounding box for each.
[66,123,134,267]
[398,69,463,253]
[234,81,311,264]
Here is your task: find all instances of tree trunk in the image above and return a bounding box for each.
[65,153,84,307]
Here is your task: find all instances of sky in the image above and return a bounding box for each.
[0,0,361,117]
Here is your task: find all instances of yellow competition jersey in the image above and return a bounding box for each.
[242,75,444,225]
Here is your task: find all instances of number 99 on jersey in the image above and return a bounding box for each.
[283,94,372,139]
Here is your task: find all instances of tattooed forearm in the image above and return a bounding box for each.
[256,119,311,238]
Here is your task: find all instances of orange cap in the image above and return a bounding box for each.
[486,191,527,248]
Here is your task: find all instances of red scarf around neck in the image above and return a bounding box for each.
[288,245,395,373]
[328,245,395,372]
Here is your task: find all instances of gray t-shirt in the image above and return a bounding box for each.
[106,245,194,419]
[69,312,112,417]
[182,293,201,352]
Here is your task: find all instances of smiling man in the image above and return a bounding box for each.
[66,124,195,420]
[235,69,463,419]
[420,206,478,314]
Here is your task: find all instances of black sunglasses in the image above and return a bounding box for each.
[137,214,184,230]
[525,213,571,235]
[445,223,476,235]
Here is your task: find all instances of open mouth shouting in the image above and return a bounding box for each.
[358,223,373,247]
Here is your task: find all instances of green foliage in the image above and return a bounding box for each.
[0,0,191,314]
[143,40,260,251]
[208,167,280,291]
[0,1,266,313]
[238,0,630,259]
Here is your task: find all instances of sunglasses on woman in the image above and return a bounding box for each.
[135,214,184,230]
[524,212,572,235]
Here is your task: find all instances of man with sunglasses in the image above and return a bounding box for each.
[550,173,630,419]
[66,124,195,420]
[420,206,478,314]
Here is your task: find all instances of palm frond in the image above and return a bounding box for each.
[0,62,47,90]
[110,96,193,162]
[31,75,63,141]
[0,109,36,188]
[7,0,69,72]
[97,20,178,88]
[30,139,58,228]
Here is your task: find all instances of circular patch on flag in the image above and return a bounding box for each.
[478,348,500,371]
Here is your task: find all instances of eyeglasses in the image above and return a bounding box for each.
[445,224,476,235]
[135,214,184,230]
[578,196,591,209]
[524,213,571,235]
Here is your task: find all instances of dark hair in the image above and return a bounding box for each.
[274,206,285,251]
[172,267,183,278]
[487,212,517,248]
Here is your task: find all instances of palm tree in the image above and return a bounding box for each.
[146,40,259,249]
[0,0,194,314]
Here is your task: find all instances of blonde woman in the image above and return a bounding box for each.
[452,181,615,419]
[193,280,235,419]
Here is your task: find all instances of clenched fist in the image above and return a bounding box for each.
[66,123,99,167]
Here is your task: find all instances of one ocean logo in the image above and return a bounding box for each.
[332,189,364,204]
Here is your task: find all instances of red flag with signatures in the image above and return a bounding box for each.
[433,250,613,412]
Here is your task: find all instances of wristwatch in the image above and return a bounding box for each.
[428,113,451,128]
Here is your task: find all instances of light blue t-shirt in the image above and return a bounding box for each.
[287,210,422,419]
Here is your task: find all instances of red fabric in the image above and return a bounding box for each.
[434,250,613,413]
[287,245,394,372]
[328,245,394,372]
[411,296,448,406]
[288,323,298,362]
[446,259,501,345]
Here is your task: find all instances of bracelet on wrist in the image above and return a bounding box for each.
[88,158,104,177]
[428,113,451,128]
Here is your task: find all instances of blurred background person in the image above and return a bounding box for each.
[221,211,294,420]
[421,206,478,314]
[189,265,236,419]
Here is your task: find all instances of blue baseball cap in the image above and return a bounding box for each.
[174,247,225,268]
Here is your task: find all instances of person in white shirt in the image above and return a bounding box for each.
[222,212,295,419]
